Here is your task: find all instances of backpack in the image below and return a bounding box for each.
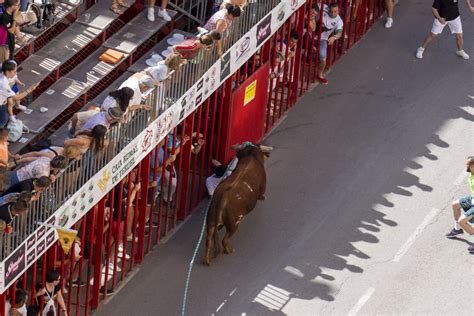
[7,119,29,142]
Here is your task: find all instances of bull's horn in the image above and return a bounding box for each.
[259,145,273,152]
[231,143,243,150]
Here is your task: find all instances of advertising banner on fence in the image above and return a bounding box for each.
[0,0,306,293]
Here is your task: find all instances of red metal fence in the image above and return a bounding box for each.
[1,0,384,314]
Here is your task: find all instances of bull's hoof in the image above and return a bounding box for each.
[224,246,235,254]
[204,257,211,266]
[258,194,266,201]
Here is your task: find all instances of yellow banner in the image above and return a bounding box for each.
[57,227,78,255]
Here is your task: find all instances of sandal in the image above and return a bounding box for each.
[117,0,129,8]
[110,4,121,14]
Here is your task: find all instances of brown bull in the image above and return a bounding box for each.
[204,142,272,265]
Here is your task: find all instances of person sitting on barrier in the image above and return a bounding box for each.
[202,5,242,57]
[68,104,100,136]
[110,0,129,15]
[145,53,184,86]
[0,175,50,201]
[147,0,171,22]
[172,32,220,61]
[316,2,343,85]
[65,125,108,155]
[76,107,123,135]
[34,270,67,316]
[0,60,38,128]
[6,155,68,187]
[11,145,82,167]
[118,75,155,111]
[0,197,28,233]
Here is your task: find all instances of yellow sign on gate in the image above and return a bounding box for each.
[244,80,257,106]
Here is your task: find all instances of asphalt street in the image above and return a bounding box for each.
[96,1,474,315]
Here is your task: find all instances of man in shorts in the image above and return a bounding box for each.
[416,0,474,59]
[446,156,474,253]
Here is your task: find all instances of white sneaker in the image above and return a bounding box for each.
[117,246,130,260]
[9,115,17,123]
[456,50,470,60]
[385,17,393,28]
[16,105,27,111]
[147,8,155,22]
[158,8,171,22]
[416,47,424,59]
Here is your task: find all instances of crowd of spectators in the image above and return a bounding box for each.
[3,0,446,312]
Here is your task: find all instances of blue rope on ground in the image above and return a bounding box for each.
[181,199,212,316]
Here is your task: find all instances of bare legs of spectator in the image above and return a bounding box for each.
[417,32,468,59]
[317,58,328,85]
[385,0,394,28]
[148,0,171,22]
[110,0,129,14]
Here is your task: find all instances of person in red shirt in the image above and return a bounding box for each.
[172,32,220,60]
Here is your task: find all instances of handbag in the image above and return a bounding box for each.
[7,119,29,143]
[99,49,124,64]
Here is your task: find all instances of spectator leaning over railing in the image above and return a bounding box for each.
[147,0,171,22]
[6,155,68,187]
[144,53,184,85]
[11,145,83,166]
[5,287,28,316]
[68,104,100,136]
[172,32,220,61]
[0,197,28,233]
[316,2,343,85]
[0,175,50,201]
[65,125,108,154]
[202,5,242,57]
[0,60,38,128]
[76,107,123,134]
[100,87,134,113]
[118,75,154,111]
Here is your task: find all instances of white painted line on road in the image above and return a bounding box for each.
[253,284,290,311]
[215,300,227,313]
[347,287,375,316]
[454,171,467,186]
[393,208,440,262]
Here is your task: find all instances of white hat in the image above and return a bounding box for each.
[167,33,185,45]
[145,54,163,67]
[161,47,173,58]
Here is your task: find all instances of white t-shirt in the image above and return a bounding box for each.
[16,156,51,182]
[100,95,118,112]
[69,108,100,131]
[146,62,169,82]
[321,5,343,41]
[0,74,15,105]
[119,77,142,106]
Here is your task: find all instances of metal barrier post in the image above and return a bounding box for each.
[135,155,151,263]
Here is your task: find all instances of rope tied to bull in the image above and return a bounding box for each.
[181,198,212,316]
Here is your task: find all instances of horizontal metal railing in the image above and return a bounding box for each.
[0,0,281,260]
